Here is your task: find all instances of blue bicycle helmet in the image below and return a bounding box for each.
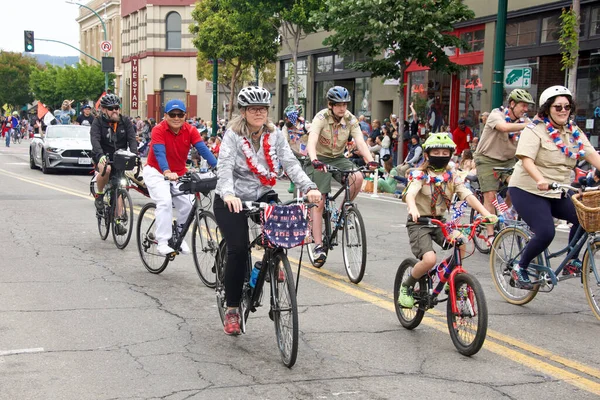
[326,86,351,103]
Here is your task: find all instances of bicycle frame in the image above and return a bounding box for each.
[164,191,205,258]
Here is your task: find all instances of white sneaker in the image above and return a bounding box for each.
[179,240,191,255]
[157,243,175,255]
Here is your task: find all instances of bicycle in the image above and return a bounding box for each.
[490,183,600,321]
[93,151,137,249]
[394,216,492,356]
[136,171,220,287]
[305,164,368,283]
[215,198,313,368]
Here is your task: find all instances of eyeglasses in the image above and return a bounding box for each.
[167,112,185,119]
[552,104,571,112]
[105,106,120,111]
[246,107,268,115]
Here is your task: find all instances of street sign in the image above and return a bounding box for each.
[504,67,532,89]
[100,40,112,53]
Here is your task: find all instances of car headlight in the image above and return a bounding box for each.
[47,147,63,153]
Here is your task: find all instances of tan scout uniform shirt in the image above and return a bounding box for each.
[475,108,518,161]
[283,124,307,156]
[509,121,595,199]
[404,170,474,217]
[310,109,362,158]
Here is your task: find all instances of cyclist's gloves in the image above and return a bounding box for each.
[311,159,326,171]
[368,161,379,169]
[99,155,108,164]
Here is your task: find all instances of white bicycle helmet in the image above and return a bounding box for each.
[539,85,572,107]
[237,86,271,108]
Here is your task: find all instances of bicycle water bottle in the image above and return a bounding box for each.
[249,261,262,288]
[200,159,208,173]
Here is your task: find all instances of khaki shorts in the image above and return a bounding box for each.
[304,155,358,194]
[406,220,450,260]
[474,154,516,193]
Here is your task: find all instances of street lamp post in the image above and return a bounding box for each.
[66,0,109,92]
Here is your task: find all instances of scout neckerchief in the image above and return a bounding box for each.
[408,170,453,215]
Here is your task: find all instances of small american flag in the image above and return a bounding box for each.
[492,197,509,213]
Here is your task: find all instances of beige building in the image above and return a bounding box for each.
[120,1,213,120]
[77,0,123,98]
[276,0,600,143]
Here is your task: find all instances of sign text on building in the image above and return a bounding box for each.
[131,58,139,110]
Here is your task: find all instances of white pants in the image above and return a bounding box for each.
[143,166,194,245]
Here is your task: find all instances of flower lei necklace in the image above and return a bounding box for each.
[240,132,279,186]
[502,106,524,142]
[544,117,585,159]
[408,170,453,186]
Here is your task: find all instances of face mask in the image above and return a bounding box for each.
[428,155,451,171]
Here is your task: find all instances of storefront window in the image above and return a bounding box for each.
[407,70,451,132]
[281,58,308,113]
[592,7,600,36]
[460,29,485,53]
[506,19,538,47]
[334,55,345,72]
[314,80,359,116]
[541,15,561,43]
[459,64,483,135]
[355,77,372,117]
[316,55,333,74]
[576,51,600,146]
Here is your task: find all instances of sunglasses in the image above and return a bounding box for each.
[168,112,185,119]
[552,104,571,112]
[106,106,120,111]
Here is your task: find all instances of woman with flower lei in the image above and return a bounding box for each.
[214,86,321,336]
[398,133,496,309]
[508,86,600,290]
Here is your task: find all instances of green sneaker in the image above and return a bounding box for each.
[398,285,415,308]
[287,182,295,194]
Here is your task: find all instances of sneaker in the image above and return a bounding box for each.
[563,259,582,276]
[224,309,241,336]
[114,221,127,236]
[179,240,191,255]
[287,182,295,194]
[511,265,533,290]
[313,244,327,264]
[94,195,104,213]
[398,285,415,308]
[157,243,176,255]
[277,268,285,282]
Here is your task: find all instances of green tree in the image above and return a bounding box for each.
[559,1,580,96]
[190,0,280,119]
[312,0,474,160]
[0,51,39,111]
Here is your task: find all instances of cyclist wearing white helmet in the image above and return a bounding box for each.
[306,86,377,263]
[507,85,600,289]
[474,88,535,244]
[214,86,321,336]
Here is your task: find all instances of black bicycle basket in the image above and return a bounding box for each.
[113,151,137,171]
[181,172,218,195]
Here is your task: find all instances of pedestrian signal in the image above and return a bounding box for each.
[24,31,34,52]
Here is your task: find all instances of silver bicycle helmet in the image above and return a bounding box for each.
[326,86,351,103]
[100,93,121,108]
[237,86,271,108]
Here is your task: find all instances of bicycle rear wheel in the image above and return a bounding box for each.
[97,209,110,240]
[270,251,298,368]
[111,188,134,249]
[447,273,488,356]
[136,202,169,274]
[393,258,426,330]
[192,210,220,288]
[471,208,491,254]
[341,206,367,283]
[582,241,600,321]
[215,239,228,325]
[489,227,539,305]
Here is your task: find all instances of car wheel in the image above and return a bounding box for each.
[41,152,50,174]
[29,149,37,170]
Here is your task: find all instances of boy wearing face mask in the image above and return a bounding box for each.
[398,133,496,308]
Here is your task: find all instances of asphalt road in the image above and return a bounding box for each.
[1,140,599,399]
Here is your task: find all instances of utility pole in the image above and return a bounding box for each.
[212,59,218,137]
[492,0,508,109]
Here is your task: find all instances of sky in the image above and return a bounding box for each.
[0,0,83,56]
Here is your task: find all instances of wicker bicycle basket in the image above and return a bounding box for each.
[572,191,600,232]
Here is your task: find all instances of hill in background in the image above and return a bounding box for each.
[23,53,80,67]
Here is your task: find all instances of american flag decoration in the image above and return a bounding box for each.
[492,196,509,213]
[450,200,468,222]
[286,110,299,125]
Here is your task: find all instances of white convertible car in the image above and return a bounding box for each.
[30,124,94,174]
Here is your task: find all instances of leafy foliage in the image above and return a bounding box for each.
[30,62,112,109]
[559,7,579,71]
[0,51,39,109]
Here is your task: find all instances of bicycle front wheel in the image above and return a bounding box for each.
[192,210,221,288]
[136,202,169,274]
[471,208,491,254]
[393,258,426,329]
[342,206,367,283]
[215,239,228,325]
[447,273,488,356]
[111,188,134,249]
[582,241,600,321]
[271,251,298,368]
[490,227,539,305]
[97,209,110,240]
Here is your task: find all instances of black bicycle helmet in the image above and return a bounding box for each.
[237,86,271,108]
[326,86,351,103]
[100,93,121,108]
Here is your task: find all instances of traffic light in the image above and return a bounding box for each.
[24,31,34,52]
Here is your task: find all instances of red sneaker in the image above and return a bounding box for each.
[277,269,286,282]
[223,309,240,336]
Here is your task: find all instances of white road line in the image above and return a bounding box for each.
[0,347,45,356]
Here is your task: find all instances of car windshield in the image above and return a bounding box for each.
[46,126,90,139]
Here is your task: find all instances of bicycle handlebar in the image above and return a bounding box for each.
[242,197,317,211]
[324,164,370,174]
[415,216,495,243]
[549,182,600,193]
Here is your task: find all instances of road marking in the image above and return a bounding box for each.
[5,162,29,165]
[4,168,600,394]
[0,347,44,356]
